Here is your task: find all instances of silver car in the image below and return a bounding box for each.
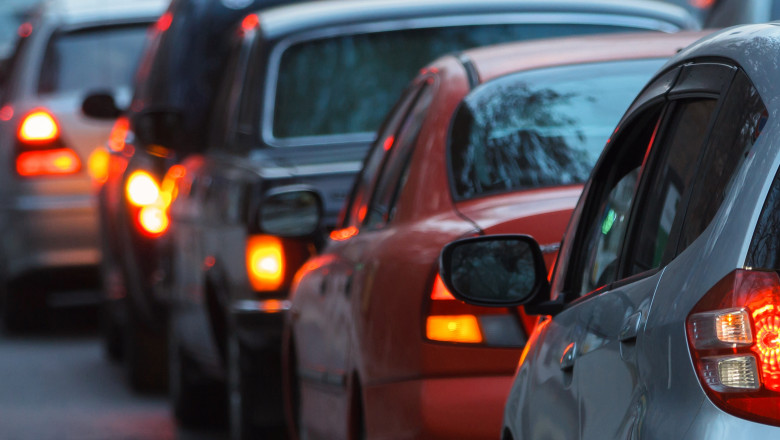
[440,24,780,439]
[0,0,165,330]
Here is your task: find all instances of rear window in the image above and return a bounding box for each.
[271,22,643,140]
[448,58,665,200]
[38,24,149,95]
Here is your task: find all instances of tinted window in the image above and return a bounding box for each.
[38,25,148,95]
[272,23,642,139]
[571,108,662,296]
[680,72,767,251]
[365,79,435,229]
[749,167,780,270]
[341,82,427,228]
[448,59,664,200]
[629,99,718,274]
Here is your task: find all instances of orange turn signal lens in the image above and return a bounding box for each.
[87,147,110,183]
[426,315,483,343]
[246,235,285,291]
[126,171,160,206]
[18,110,59,142]
[16,148,80,176]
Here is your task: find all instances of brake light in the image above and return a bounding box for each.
[136,205,169,237]
[16,148,80,176]
[108,116,129,152]
[686,269,780,425]
[425,273,528,346]
[18,110,59,143]
[246,235,285,291]
[330,226,358,241]
[126,171,160,206]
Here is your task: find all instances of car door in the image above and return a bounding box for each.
[294,78,432,437]
[562,63,733,439]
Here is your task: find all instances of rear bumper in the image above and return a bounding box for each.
[364,375,513,440]
[4,193,100,281]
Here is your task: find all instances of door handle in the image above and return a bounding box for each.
[560,342,576,371]
[619,312,642,343]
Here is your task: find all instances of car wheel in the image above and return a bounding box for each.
[100,261,125,361]
[169,320,226,426]
[228,331,285,439]
[124,313,167,391]
[0,284,28,333]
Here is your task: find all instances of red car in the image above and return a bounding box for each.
[283,31,706,440]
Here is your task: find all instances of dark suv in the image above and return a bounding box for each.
[90,0,297,391]
[162,0,698,437]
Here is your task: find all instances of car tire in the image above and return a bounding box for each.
[169,320,226,427]
[0,284,29,333]
[124,313,167,391]
[228,332,285,440]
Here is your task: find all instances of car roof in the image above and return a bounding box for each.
[662,23,780,102]
[256,0,699,40]
[37,0,167,26]
[460,30,712,84]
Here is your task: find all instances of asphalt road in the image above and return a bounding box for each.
[0,307,227,440]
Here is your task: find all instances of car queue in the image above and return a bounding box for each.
[5,0,780,439]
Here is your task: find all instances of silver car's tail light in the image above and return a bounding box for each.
[15,109,81,177]
[686,269,780,426]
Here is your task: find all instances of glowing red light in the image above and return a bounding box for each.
[18,110,59,142]
[18,22,32,38]
[752,304,780,391]
[329,226,358,241]
[156,12,172,32]
[430,274,455,300]
[383,135,394,151]
[0,105,13,122]
[242,14,259,31]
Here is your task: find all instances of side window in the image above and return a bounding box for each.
[364,80,435,229]
[340,82,426,228]
[628,99,718,274]
[679,71,767,250]
[209,37,248,153]
[571,108,663,296]
[749,168,780,270]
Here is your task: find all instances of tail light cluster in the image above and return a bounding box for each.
[15,110,81,177]
[425,274,528,347]
[126,170,168,237]
[245,234,314,294]
[686,269,780,425]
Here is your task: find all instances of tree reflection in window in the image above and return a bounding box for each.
[448,59,664,200]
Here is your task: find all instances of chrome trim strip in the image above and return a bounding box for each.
[231,299,292,313]
[12,194,94,211]
[540,243,561,254]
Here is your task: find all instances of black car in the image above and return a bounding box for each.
[86,0,299,392]
[162,0,698,437]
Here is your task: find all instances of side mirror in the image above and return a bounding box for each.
[257,188,322,237]
[439,235,550,307]
[82,91,122,119]
[132,108,184,149]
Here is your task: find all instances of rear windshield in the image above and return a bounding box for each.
[448,58,665,200]
[272,22,644,140]
[38,24,149,95]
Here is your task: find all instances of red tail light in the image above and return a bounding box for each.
[246,235,314,293]
[17,148,80,176]
[15,109,81,178]
[108,116,129,152]
[686,269,780,425]
[425,273,526,346]
[18,110,59,143]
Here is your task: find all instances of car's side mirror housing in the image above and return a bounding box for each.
[82,91,122,119]
[257,187,323,237]
[439,234,551,309]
